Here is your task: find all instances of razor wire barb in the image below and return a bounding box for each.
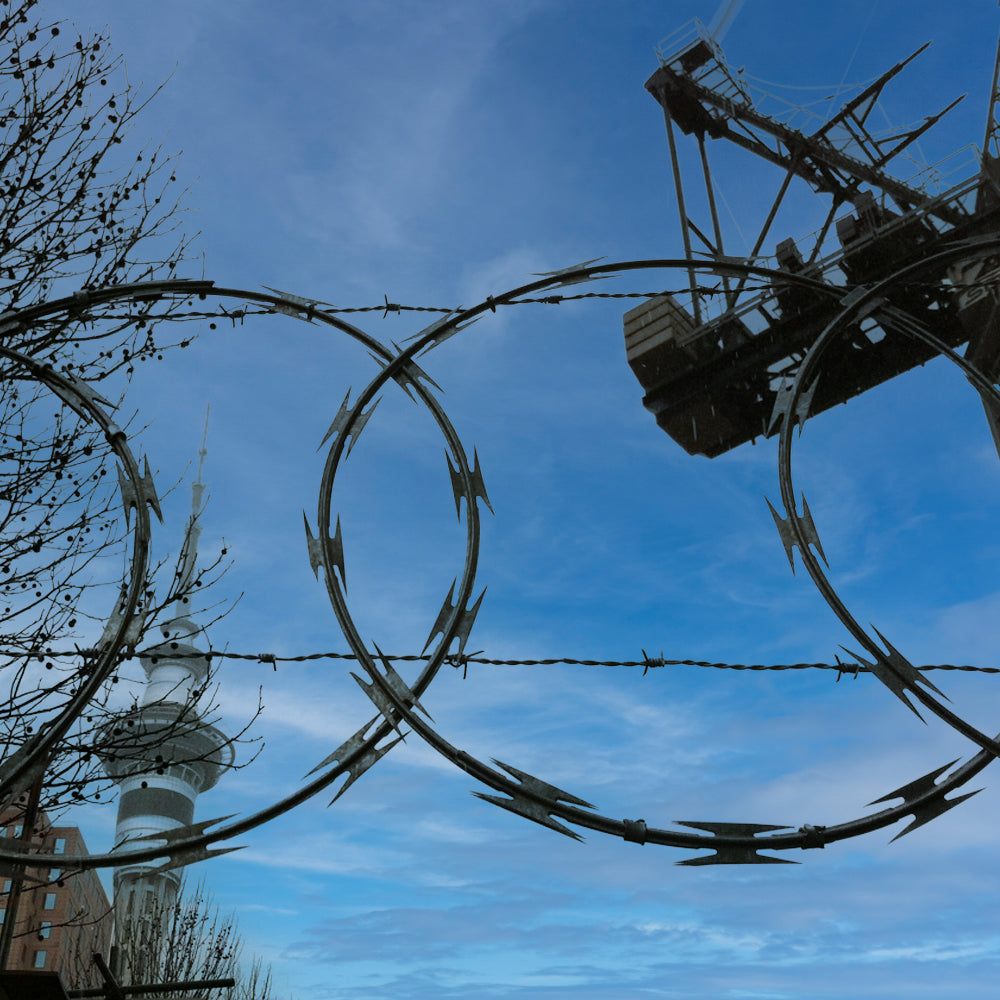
[2,252,1000,871]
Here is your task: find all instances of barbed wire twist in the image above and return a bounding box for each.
[11,647,999,673]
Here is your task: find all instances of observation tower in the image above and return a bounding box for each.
[101,418,233,916]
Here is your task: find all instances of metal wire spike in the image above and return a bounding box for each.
[329,515,346,588]
[302,513,323,580]
[373,646,433,720]
[423,580,456,654]
[117,456,163,529]
[871,626,948,699]
[351,671,406,741]
[842,645,925,721]
[798,496,827,564]
[677,848,798,866]
[531,257,611,288]
[117,466,134,528]
[846,630,947,720]
[375,343,443,402]
[144,814,238,845]
[868,759,960,807]
[262,284,336,317]
[318,388,380,456]
[332,719,403,806]
[140,457,163,523]
[0,746,49,807]
[97,586,128,649]
[50,370,114,423]
[454,587,487,657]
[766,378,793,437]
[402,312,479,351]
[303,512,347,588]
[674,821,798,866]
[305,716,373,776]
[675,820,792,836]
[270,300,315,321]
[889,789,983,842]
[445,447,493,520]
[65,371,114,411]
[766,375,818,436]
[331,735,404,805]
[115,815,242,870]
[866,759,983,841]
[473,759,596,841]
[141,843,245,877]
[303,717,403,802]
[352,648,433,738]
[122,602,147,655]
[422,580,487,657]
[765,494,828,574]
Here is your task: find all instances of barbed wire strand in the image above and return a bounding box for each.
[15,648,999,675]
[80,275,1000,323]
[33,276,1000,678]
[79,284,772,324]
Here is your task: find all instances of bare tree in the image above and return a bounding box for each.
[0,0,222,822]
[0,9,274,980]
[106,880,282,1000]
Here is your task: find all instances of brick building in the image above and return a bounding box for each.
[0,809,111,989]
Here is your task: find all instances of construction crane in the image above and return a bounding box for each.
[625,15,1000,457]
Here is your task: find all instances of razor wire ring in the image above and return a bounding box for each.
[333,254,1000,861]
[0,280,464,872]
[0,253,993,870]
[776,238,1000,760]
[0,344,154,808]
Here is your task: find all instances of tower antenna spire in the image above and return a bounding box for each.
[195,402,210,489]
[175,404,210,615]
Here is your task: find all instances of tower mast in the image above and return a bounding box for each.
[102,410,233,918]
[174,405,210,617]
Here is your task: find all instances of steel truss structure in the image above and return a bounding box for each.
[628,17,1000,457]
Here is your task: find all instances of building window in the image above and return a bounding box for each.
[33,950,47,969]
[1,880,10,894]
[0,909,5,925]
[48,868,61,882]
[53,838,66,855]
[39,922,51,940]
[12,826,21,839]
[43,893,56,910]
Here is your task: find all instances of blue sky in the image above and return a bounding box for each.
[32,1,1000,997]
